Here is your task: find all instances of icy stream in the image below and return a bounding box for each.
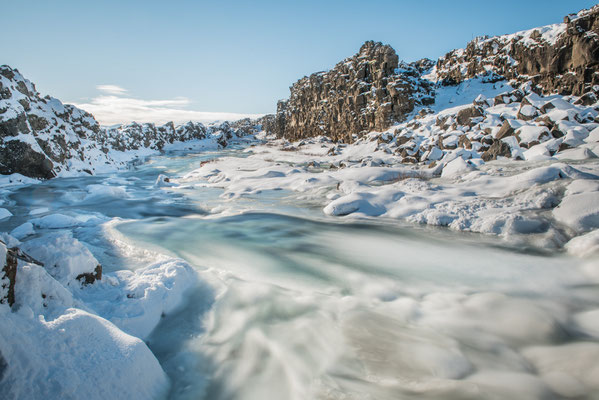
[4,143,599,399]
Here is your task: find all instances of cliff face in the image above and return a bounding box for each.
[267,6,599,142]
[0,65,259,179]
[268,41,434,143]
[431,5,599,95]
[0,66,105,178]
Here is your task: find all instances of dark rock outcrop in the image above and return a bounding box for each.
[1,243,17,307]
[434,5,599,95]
[0,140,55,179]
[0,65,261,179]
[76,264,102,285]
[1,241,44,307]
[267,41,433,142]
[481,140,513,161]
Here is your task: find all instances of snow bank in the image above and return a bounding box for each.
[9,223,35,240]
[0,208,12,220]
[0,307,168,400]
[20,233,100,286]
[81,259,198,339]
[29,214,86,229]
[0,223,200,399]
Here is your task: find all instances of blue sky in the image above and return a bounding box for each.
[1,0,597,124]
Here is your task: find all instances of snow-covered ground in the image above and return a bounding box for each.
[0,226,197,399]
[179,112,599,253]
[2,64,599,400]
[1,130,599,399]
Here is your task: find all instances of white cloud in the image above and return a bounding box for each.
[96,85,128,95]
[72,92,264,126]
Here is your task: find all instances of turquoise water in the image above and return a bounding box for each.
[4,143,599,399]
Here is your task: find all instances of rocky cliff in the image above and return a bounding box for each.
[265,41,434,143]
[267,6,599,142]
[432,5,599,95]
[0,65,260,179]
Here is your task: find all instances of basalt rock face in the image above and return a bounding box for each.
[0,65,260,179]
[269,41,434,142]
[433,5,599,95]
[0,241,17,307]
[0,65,105,178]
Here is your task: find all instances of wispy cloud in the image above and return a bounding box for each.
[73,87,263,126]
[96,84,128,95]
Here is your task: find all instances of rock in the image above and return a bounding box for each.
[0,65,260,179]
[458,135,472,149]
[495,120,516,140]
[482,139,512,161]
[456,106,484,126]
[76,265,102,285]
[264,41,434,142]
[1,241,44,307]
[433,5,599,96]
[551,127,565,138]
[473,94,489,107]
[575,92,598,106]
[517,104,539,121]
[1,242,17,307]
[0,140,55,179]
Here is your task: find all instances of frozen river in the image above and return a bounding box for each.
[3,142,599,399]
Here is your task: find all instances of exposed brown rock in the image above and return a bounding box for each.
[76,265,102,285]
[1,246,17,307]
[456,106,484,126]
[1,242,43,307]
[435,6,599,95]
[266,41,433,142]
[495,120,516,140]
[481,139,512,161]
[458,135,472,149]
[0,140,55,179]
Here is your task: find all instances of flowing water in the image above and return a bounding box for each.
[5,143,599,399]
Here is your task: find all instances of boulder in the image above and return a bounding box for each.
[482,139,512,161]
[456,106,484,126]
[495,120,516,140]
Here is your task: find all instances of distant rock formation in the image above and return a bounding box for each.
[0,65,260,179]
[266,6,599,142]
[264,41,434,143]
[433,5,599,95]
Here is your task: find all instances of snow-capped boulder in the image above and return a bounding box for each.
[20,233,102,286]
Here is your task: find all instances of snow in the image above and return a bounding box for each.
[553,190,599,233]
[588,126,599,143]
[0,306,168,400]
[441,156,474,179]
[10,222,35,240]
[20,233,100,286]
[1,14,599,396]
[522,343,599,397]
[30,214,88,229]
[519,104,537,117]
[81,259,198,339]
[0,212,199,398]
[0,208,12,220]
[517,125,549,144]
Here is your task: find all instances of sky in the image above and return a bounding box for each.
[1,0,597,125]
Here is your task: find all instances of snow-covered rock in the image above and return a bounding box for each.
[0,65,261,179]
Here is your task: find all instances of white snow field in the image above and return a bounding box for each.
[1,10,599,395]
[1,110,598,399]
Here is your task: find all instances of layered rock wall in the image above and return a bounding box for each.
[434,5,599,95]
[269,41,434,142]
